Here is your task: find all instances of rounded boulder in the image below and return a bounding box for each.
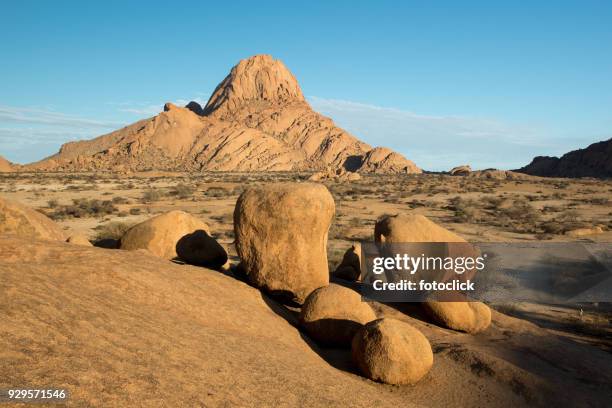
[352,318,433,385]
[375,213,466,243]
[120,210,216,260]
[0,197,66,241]
[234,182,335,304]
[422,301,491,333]
[299,284,376,347]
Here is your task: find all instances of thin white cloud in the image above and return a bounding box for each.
[118,105,161,115]
[0,105,123,163]
[308,96,555,171]
[0,105,122,129]
[114,97,208,116]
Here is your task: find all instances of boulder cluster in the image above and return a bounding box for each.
[120,210,227,269]
[0,197,228,269]
[230,183,490,385]
[308,167,361,182]
[0,182,493,386]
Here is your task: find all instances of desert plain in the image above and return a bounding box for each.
[1,169,611,407]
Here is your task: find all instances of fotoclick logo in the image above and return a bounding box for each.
[359,242,612,303]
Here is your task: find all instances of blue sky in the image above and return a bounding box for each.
[1,1,611,170]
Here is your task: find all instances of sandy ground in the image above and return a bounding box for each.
[0,171,611,407]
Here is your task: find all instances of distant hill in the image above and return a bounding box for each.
[0,155,14,172]
[516,138,612,178]
[25,55,421,174]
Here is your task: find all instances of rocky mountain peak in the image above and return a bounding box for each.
[203,54,305,117]
[23,54,421,175]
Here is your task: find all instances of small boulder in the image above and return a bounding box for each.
[185,101,205,116]
[176,230,228,269]
[334,243,362,281]
[234,182,335,303]
[308,171,325,181]
[421,301,491,333]
[299,284,376,347]
[345,172,361,181]
[352,318,433,384]
[163,102,178,111]
[469,169,528,180]
[0,197,66,241]
[66,234,92,246]
[565,226,604,238]
[308,167,361,182]
[450,165,471,176]
[120,210,214,260]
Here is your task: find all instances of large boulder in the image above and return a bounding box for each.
[422,301,491,333]
[374,213,466,243]
[176,230,228,269]
[373,213,471,283]
[299,284,376,347]
[234,183,335,303]
[120,210,224,262]
[373,213,489,332]
[334,243,362,281]
[0,197,66,241]
[352,318,433,385]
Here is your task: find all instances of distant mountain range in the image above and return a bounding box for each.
[516,138,612,178]
[19,55,421,174]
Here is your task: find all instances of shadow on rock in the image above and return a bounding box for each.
[175,229,228,269]
[260,293,359,375]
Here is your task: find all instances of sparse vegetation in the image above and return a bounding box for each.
[141,189,163,203]
[48,198,118,220]
[94,221,134,241]
[170,183,195,199]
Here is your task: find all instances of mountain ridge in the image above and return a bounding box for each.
[24,55,421,174]
[517,137,612,178]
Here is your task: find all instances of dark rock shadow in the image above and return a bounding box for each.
[343,155,363,172]
[92,238,120,249]
[260,293,360,375]
[175,230,228,269]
